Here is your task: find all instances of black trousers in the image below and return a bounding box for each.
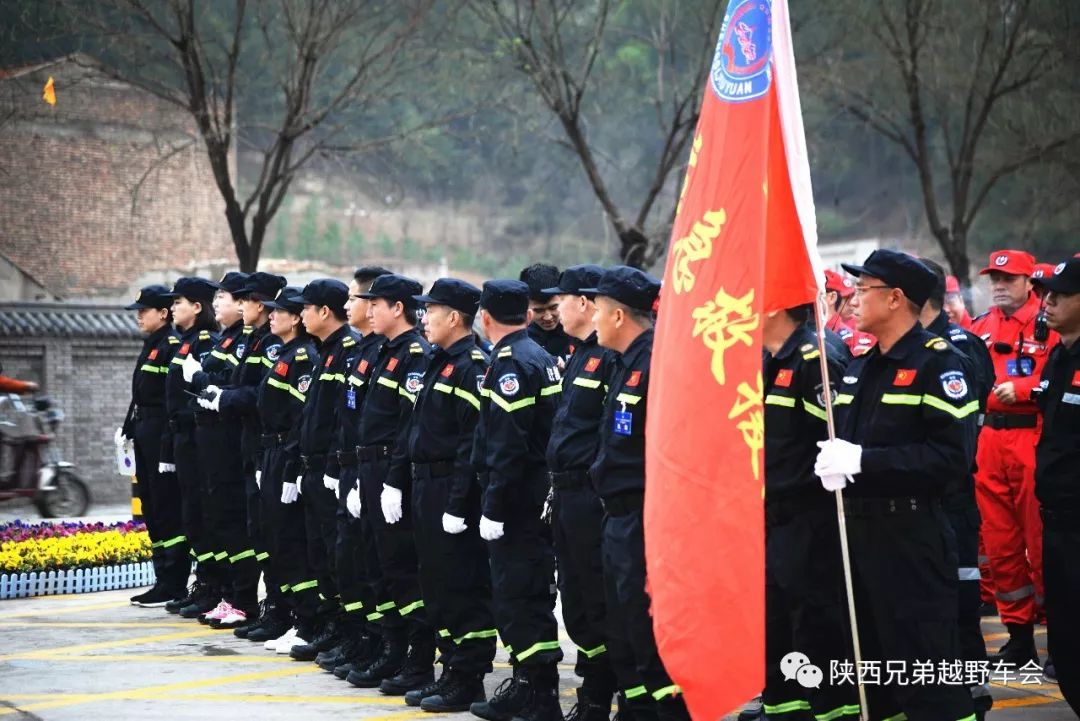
[601,505,688,721]
[196,417,260,610]
[1043,510,1080,716]
[261,445,318,621]
[552,483,621,698]
[846,504,975,721]
[358,456,432,655]
[244,454,279,607]
[299,457,339,604]
[486,474,562,668]
[943,496,990,711]
[133,412,188,596]
[173,424,219,585]
[413,466,496,674]
[763,500,859,721]
[335,465,380,626]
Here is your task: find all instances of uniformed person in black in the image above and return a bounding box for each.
[815,250,977,721]
[251,288,318,645]
[520,264,573,364]
[318,266,391,677]
[760,305,856,721]
[198,271,289,632]
[401,278,496,712]
[344,274,434,692]
[918,259,995,719]
[160,277,221,618]
[123,285,188,607]
[183,271,260,626]
[543,264,627,721]
[1032,258,1080,714]
[587,266,689,721]
[470,279,564,721]
[289,279,359,652]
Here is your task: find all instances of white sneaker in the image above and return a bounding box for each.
[265,626,296,651]
[274,630,309,654]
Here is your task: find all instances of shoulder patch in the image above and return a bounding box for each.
[242,325,253,335]
[409,342,423,354]
[800,343,814,352]
[498,373,520,396]
[470,349,485,361]
[342,337,356,348]
[925,337,949,351]
[295,349,308,360]
[498,346,513,358]
[199,330,211,340]
[167,336,180,344]
[802,350,820,361]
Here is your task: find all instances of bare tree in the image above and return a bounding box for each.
[821,0,1080,285]
[59,0,439,270]
[469,0,723,269]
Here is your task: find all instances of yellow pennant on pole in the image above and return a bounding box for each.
[42,76,56,105]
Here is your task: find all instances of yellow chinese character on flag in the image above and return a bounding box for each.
[728,372,764,481]
[42,76,56,105]
[691,287,759,385]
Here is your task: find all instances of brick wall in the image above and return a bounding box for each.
[0,336,140,505]
[0,54,234,300]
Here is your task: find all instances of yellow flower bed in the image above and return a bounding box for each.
[0,529,152,574]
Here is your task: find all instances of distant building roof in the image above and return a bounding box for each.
[0,302,140,340]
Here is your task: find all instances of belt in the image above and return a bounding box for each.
[843,496,938,516]
[357,445,392,463]
[412,460,455,479]
[261,431,288,447]
[602,491,644,517]
[549,469,589,490]
[168,417,194,432]
[983,413,1038,430]
[300,454,326,469]
[336,449,359,467]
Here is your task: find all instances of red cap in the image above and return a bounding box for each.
[979,250,1035,277]
[945,275,960,294]
[824,269,855,298]
[1031,263,1057,280]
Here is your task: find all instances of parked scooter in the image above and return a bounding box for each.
[0,394,90,518]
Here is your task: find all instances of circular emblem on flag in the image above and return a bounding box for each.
[995,255,1009,266]
[498,373,520,396]
[297,374,312,393]
[266,344,282,361]
[710,0,773,103]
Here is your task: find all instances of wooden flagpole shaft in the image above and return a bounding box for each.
[814,293,870,721]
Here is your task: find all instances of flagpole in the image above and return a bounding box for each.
[813,293,870,721]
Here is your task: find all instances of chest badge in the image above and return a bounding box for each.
[775,369,793,388]
[893,369,917,386]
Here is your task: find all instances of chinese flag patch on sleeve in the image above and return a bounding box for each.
[774,369,793,387]
[893,369,917,386]
[324,354,334,368]
[387,357,400,372]
[584,357,601,373]
[274,361,289,377]
[626,370,642,387]
[441,363,455,378]
[179,343,190,355]
[1072,370,1080,387]
[148,349,159,361]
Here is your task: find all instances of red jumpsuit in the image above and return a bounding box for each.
[826,314,876,357]
[971,293,1059,625]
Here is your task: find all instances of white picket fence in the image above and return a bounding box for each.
[0,561,156,600]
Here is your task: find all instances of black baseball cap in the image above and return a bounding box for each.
[581,265,661,312]
[414,278,482,315]
[263,286,306,314]
[162,276,217,304]
[359,274,424,308]
[292,278,349,310]
[208,271,250,294]
[841,249,936,307]
[236,271,287,299]
[542,264,606,298]
[1032,258,1080,295]
[125,284,173,310]
[480,279,530,321]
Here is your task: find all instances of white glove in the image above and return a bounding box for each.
[158,462,176,473]
[197,385,222,412]
[255,470,262,490]
[346,486,363,518]
[479,515,504,541]
[114,427,127,446]
[296,475,304,493]
[323,474,339,498]
[181,353,202,382]
[442,513,467,534]
[820,474,852,491]
[281,481,299,504]
[814,439,863,477]
[381,484,403,524]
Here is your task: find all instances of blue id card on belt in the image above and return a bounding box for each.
[1006,358,1035,377]
[614,410,632,436]
[346,387,357,409]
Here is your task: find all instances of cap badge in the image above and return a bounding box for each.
[994,255,1008,266]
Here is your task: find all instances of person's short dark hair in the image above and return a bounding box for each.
[485,309,528,325]
[191,303,217,334]
[519,263,561,302]
[403,306,419,325]
[458,312,476,330]
[919,258,948,311]
[354,265,393,288]
[784,303,814,324]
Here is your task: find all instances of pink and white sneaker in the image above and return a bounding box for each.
[211,605,250,629]
[198,600,232,625]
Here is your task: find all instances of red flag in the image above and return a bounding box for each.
[645,1,823,719]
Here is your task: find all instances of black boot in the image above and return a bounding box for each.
[130,585,181,608]
[179,585,220,619]
[290,613,341,661]
[346,632,408,688]
[246,610,292,643]
[166,581,205,614]
[405,666,450,707]
[235,600,272,638]
[422,668,487,713]
[510,666,562,721]
[565,686,612,721]
[989,623,1038,665]
[471,667,531,721]
[333,632,383,679]
[379,640,436,695]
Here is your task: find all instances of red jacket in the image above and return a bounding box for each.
[826,314,877,357]
[971,293,1059,415]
